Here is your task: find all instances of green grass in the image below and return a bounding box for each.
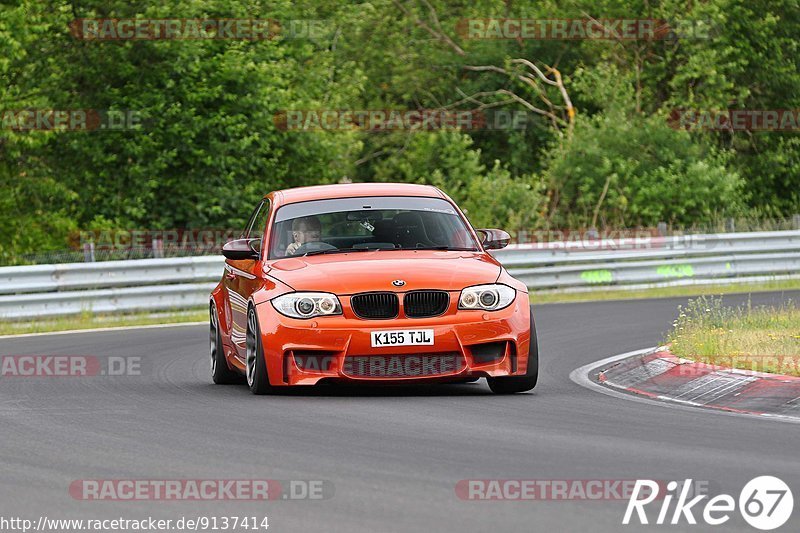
[530,278,800,304]
[665,295,800,376]
[0,308,207,336]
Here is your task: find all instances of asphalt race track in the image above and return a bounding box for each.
[2,291,799,532]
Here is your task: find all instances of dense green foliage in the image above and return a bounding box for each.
[1,0,798,261]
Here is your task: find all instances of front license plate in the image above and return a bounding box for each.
[370,329,434,347]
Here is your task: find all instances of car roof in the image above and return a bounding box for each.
[269,182,446,206]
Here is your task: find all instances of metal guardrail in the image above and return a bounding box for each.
[492,230,800,289]
[0,256,221,295]
[0,283,215,320]
[1,230,798,319]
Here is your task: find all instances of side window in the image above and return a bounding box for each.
[245,199,271,257]
[243,199,271,239]
[251,199,271,241]
[242,200,265,239]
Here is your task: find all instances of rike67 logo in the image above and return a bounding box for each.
[624,476,793,530]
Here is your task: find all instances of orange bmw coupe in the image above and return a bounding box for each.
[209,183,537,394]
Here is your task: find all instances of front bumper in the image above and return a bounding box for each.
[254,291,532,386]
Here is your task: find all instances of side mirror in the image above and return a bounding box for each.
[476,229,511,250]
[222,238,260,260]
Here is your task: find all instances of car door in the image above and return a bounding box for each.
[225,199,271,361]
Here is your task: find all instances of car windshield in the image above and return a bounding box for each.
[269,196,480,259]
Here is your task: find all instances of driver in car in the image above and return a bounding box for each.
[285,215,322,256]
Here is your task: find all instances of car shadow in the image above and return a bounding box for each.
[196,380,538,397]
[272,382,497,397]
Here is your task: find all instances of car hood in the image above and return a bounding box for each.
[266,251,502,294]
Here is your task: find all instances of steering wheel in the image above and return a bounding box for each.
[292,241,337,255]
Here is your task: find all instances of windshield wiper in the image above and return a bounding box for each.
[411,246,478,251]
[303,247,372,256]
[303,246,477,256]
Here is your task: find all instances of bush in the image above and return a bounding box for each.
[540,68,743,228]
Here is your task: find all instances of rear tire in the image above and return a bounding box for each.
[246,306,276,395]
[487,307,538,394]
[210,303,242,384]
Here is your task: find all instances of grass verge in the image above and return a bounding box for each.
[0,308,207,336]
[664,295,800,376]
[530,277,800,304]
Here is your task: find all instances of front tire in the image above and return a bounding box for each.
[487,306,538,394]
[210,303,242,384]
[246,306,276,395]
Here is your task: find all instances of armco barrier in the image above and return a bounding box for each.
[0,230,798,319]
[0,256,222,295]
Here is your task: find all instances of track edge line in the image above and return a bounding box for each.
[569,347,800,425]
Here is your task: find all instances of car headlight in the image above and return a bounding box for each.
[271,292,342,319]
[458,284,516,311]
